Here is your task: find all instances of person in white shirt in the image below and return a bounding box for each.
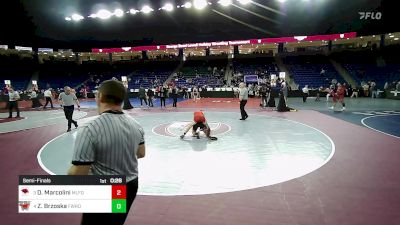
[281,82,288,105]
[302,85,309,103]
[30,90,42,109]
[320,68,326,77]
[43,88,54,109]
[370,81,377,98]
[239,82,249,120]
[8,87,20,118]
[192,86,199,102]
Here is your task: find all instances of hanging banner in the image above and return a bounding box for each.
[38,48,54,53]
[15,46,33,52]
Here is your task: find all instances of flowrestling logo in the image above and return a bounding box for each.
[359,12,382,20]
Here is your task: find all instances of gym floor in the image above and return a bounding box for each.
[1,97,400,225]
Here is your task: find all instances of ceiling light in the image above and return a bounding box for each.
[219,0,232,7]
[114,9,124,17]
[162,3,174,12]
[97,10,112,19]
[129,9,138,14]
[183,2,192,8]
[238,0,251,5]
[71,14,84,21]
[141,5,154,14]
[194,0,208,10]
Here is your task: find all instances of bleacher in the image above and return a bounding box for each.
[343,64,400,88]
[233,57,277,77]
[283,55,345,89]
[0,54,36,91]
[1,45,399,95]
[331,48,400,88]
[38,61,87,89]
[127,61,179,89]
[175,59,227,87]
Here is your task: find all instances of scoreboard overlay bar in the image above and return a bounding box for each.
[18,175,126,213]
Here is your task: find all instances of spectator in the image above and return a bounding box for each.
[147,87,154,107]
[302,85,309,103]
[171,86,178,107]
[320,68,326,77]
[370,81,377,98]
[43,88,54,109]
[30,89,42,109]
[138,86,149,108]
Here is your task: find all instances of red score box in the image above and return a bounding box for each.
[112,185,126,199]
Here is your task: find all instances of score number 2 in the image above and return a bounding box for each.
[112,185,126,199]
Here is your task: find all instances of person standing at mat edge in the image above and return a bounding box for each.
[58,86,80,132]
[43,88,54,109]
[8,87,20,118]
[239,82,248,120]
[68,80,146,225]
[138,86,149,108]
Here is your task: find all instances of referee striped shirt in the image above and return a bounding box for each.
[72,111,145,182]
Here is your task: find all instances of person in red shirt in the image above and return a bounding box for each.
[180,111,217,140]
[330,83,346,111]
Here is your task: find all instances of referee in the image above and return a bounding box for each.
[239,82,249,120]
[58,86,80,132]
[68,80,146,225]
[8,87,20,118]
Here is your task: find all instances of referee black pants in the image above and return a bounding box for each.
[43,97,53,108]
[8,101,20,118]
[63,105,77,129]
[81,178,138,225]
[240,100,248,119]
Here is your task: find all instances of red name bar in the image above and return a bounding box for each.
[92,32,357,53]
